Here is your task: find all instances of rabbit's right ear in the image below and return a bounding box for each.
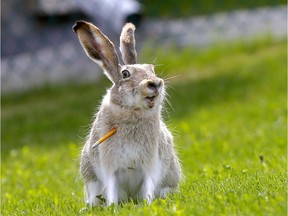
[73,21,121,83]
[120,23,137,65]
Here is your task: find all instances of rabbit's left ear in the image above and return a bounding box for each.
[120,23,137,65]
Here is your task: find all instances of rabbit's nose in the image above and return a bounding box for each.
[147,80,162,93]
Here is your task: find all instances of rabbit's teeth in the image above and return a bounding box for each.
[145,96,156,108]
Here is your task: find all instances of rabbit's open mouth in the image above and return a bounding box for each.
[145,96,156,108]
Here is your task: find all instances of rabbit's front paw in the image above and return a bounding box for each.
[106,178,118,206]
[141,177,155,205]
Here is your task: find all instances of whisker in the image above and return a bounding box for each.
[162,92,171,118]
[163,75,181,82]
[154,64,164,68]
[163,103,171,119]
[159,65,170,77]
[153,54,159,64]
[164,97,175,113]
[165,85,176,93]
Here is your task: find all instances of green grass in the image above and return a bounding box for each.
[1,38,287,215]
[140,0,286,17]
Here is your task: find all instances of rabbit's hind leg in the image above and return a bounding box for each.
[85,180,103,206]
[156,186,177,198]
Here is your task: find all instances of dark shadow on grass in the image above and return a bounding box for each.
[1,83,107,159]
[165,72,255,120]
[1,73,255,159]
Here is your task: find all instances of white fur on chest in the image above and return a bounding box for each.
[98,120,159,169]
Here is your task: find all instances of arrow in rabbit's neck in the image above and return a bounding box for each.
[92,128,117,148]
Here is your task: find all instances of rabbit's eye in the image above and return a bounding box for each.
[122,70,131,79]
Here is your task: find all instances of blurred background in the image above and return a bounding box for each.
[2,1,287,214]
[1,0,286,93]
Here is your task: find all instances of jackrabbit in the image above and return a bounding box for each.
[73,21,181,206]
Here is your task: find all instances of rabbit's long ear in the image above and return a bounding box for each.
[120,23,137,65]
[73,21,121,83]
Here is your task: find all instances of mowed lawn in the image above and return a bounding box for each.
[1,38,286,215]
